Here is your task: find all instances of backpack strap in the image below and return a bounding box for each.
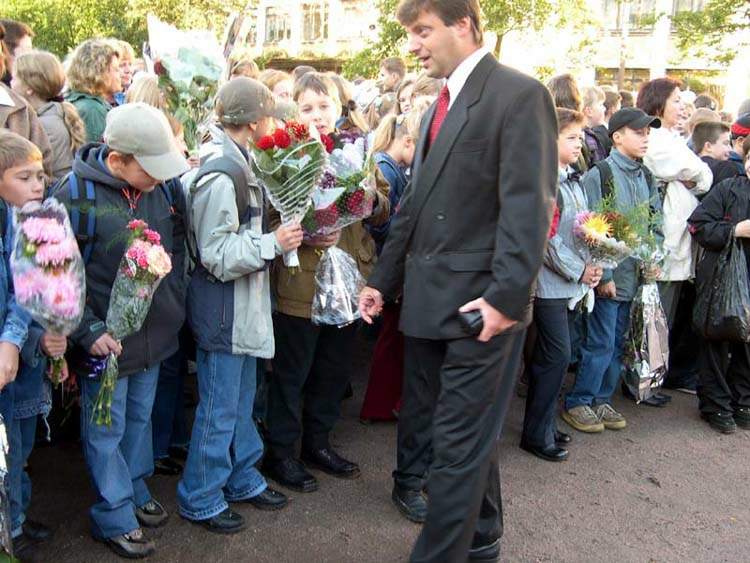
[593,160,615,200]
[0,200,9,256]
[190,157,251,220]
[68,172,97,265]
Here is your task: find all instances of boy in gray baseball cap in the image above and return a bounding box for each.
[49,101,189,559]
[177,77,302,534]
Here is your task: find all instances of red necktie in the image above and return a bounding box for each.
[428,85,451,145]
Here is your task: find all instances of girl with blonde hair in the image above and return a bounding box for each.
[110,39,135,105]
[65,39,121,142]
[11,50,86,182]
[125,74,166,110]
[258,68,294,101]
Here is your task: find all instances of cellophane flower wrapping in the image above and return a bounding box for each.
[623,281,669,402]
[147,16,225,153]
[311,247,365,327]
[11,198,86,385]
[251,121,328,268]
[92,220,172,426]
[572,210,634,269]
[0,415,12,558]
[302,133,376,237]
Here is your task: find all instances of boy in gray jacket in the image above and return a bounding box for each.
[177,78,303,534]
[563,108,663,433]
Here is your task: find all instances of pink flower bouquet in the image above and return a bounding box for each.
[12,198,86,385]
[92,219,172,426]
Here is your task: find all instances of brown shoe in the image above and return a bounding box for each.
[594,403,627,430]
[562,406,605,433]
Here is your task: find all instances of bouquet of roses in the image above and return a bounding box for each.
[12,198,86,386]
[147,16,225,154]
[251,121,328,268]
[301,132,376,237]
[91,220,172,426]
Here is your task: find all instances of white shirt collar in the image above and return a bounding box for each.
[0,86,15,108]
[446,47,490,110]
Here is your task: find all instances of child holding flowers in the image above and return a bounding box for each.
[0,131,66,559]
[50,103,189,559]
[521,109,602,462]
[264,72,388,493]
[563,108,663,433]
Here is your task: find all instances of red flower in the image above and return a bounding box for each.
[127,219,147,232]
[321,134,334,154]
[256,135,276,151]
[273,128,292,149]
[286,121,309,140]
[153,60,166,77]
[345,189,366,216]
[548,203,560,239]
[316,204,340,228]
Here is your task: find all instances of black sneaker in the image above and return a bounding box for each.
[186,508,246,535]
[136,499,169,528]
[701,411,737,434]
[733,407,750,429]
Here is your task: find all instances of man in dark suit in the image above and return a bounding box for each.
[358,0,558,561]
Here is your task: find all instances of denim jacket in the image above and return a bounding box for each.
[0,211,29,352]
[536,168,589,299]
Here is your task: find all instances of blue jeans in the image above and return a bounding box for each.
[565,299,631,410]
[9,415,37,538]
[79,365,160,539]
[152,347,188,460]
[177,350,266,521]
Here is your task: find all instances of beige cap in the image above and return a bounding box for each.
[216,77,288,125]
[104,103,190,181]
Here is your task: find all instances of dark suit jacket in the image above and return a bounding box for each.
[367,53,559,340]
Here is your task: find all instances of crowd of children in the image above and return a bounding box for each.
[1,14,750,561]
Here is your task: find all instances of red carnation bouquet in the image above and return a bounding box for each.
[301,132,376,237]
[251,121,327,267]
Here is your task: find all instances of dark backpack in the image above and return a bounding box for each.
[593,160,655,201]
[63,172,181,265]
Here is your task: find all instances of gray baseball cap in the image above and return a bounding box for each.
[216,77,288,125]
[104,103,190,181]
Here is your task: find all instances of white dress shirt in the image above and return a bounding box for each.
[446,47,490,110]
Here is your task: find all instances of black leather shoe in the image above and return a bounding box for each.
[701,411,737,434]
[136,499,169,528]
[96,528,155,559]
[641,395,669,407]
[554,430,571,445]
[168,445,189,461]
[264,457,319,493]
[22,519,52,541]
[154,457,183,476]
[734,407,750,429]
[520,442,569,462]
[391,485,427,523]
[654,392,672,402]
[188,508,245,535]
[469,539,501,561]
[301,447,361,479]
[241,487,288,511]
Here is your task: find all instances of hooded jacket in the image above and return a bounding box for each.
[50,143,187,377]
[182,127,279,358]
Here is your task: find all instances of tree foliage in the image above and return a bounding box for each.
[672,0,749,64]
[1,0,248,59]
[343,0,591,79]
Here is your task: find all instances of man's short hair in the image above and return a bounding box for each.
[694,94,718,112]
[0,19,33,55]
[380,57,406,80]
[691,121,730,154]
[604,89,622,114]
[292,65,316,82]
[397,0,483,45]
[619,90,634,108]
[0,130,43,177]
[556,108,585,134]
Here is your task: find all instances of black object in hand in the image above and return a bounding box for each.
[458,309,484,336]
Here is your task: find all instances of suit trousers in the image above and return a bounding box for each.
[522,298,570,448]
[697,338,750,415]
[266,313,357,459]
[404,329,526,563]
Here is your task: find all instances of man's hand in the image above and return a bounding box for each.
[306,231,341,249]
[41,332,67,358]
[0,342,19,391]
[459,298,518,343]
[581,265,603,288]
[735,220,750,238]
[90,333,122,357]
[359,287,384,324]
[275,222,304,252]
[596,280,617,298]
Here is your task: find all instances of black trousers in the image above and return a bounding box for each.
[522,299,570,448]
[399,330,525,563]
[266,313,357,459]
[697,338,750,415]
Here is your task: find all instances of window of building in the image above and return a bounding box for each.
[595,67,651,92]
[600,0,656,32]
[302,2,329,43]
[672,0,704,14]
[265,8,291,44]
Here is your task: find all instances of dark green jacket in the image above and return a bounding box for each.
[65,91,110,143]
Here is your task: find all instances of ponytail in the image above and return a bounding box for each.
[60,101,86,153]
[342,99,370,134]
[370,114,400,156]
